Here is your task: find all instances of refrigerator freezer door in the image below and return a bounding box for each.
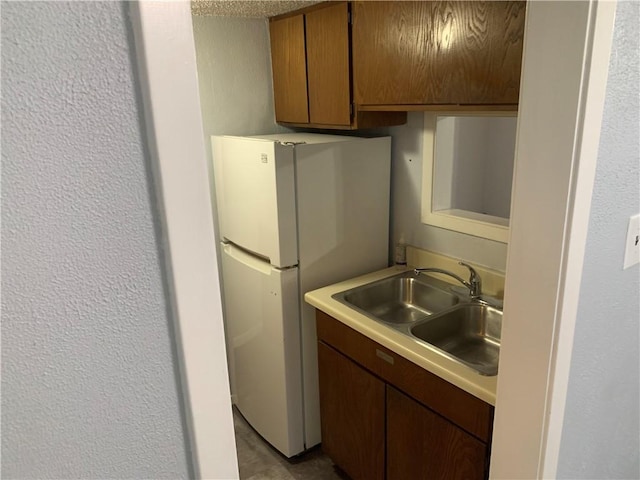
[213,136,297,268]
[221,243,304,457]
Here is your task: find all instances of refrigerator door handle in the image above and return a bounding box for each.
[222,242,273,274]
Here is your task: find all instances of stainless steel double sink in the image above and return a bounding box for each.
[332,270,502,376]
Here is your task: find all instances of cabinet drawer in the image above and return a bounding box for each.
[316,310,494,442]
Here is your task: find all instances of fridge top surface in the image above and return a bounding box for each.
[218,133,389,145]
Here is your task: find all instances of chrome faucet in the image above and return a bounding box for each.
[414,262,482,299]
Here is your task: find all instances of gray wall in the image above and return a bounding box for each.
[1,2,189,478]
[557,2,640,478]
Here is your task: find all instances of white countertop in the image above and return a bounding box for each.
[304,265,498,406]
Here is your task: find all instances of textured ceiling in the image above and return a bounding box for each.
[191,0,321,17]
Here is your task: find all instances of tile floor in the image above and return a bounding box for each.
[233,408,347,480]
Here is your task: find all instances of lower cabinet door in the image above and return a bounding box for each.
[387,386,488,480]
[318,342,385,480]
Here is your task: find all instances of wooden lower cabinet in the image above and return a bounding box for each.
[317,342,385,480]
[317,310,492,479]
[387,386,487,480]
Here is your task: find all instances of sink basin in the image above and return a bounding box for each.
[334,272,459,324]
[410,303,502,376]
[332,270,502,376]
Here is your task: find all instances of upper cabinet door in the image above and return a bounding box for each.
[269,14,309,123]
[305,2,351,126]
[352,1,526,107]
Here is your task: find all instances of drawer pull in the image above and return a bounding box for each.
[376,349,394,365]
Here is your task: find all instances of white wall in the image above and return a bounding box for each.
[387,113,509,271]
[191,19,507,272]
[192,16,290,166]
[1,2,189,478]
[450,117,488,214]
[432,116,516,219]
[557,2,640,477]
[484,117,517,219]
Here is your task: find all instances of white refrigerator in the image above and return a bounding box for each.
[212,133,391,457]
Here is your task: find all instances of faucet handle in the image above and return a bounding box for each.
[458,262,481,297]
[458,261,478,280]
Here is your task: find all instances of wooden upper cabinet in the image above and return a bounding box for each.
[269,2,350,127]
[269,2,406,129]
[352,1,526,107]
[269,14,309,123]
[306,2,351,125]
